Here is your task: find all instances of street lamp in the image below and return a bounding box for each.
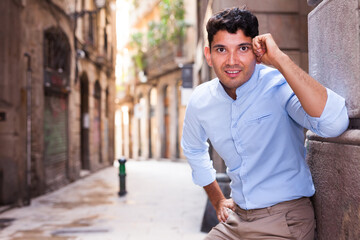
[94,0,106,9]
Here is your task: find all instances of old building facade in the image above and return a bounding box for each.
[0,0,116,206]
[115,0,197,161]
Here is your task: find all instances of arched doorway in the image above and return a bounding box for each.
[94,81,102,163]
[163,85,170,158]
[149,88,157,158]
[43,27,70,188]
[135,94,146,158]
[80,73,90,170]
[104,88,109,163]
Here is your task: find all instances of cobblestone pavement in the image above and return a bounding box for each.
[0,160,208,240]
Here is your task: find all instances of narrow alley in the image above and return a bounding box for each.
[0,160,207,240]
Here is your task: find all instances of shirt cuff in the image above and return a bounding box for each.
[307,88,349,137]
[191,167,216,187]
[319,88,345,121]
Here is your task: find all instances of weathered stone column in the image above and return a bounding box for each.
[307,0,360,239]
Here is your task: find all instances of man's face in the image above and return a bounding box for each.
[205,29,257,99]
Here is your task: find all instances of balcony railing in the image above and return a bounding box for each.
[144,39,184,78]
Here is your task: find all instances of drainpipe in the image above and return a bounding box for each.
[74,0,79,83]
[24,53,32,206]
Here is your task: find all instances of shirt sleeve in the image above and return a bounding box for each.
[181,99,216,187]
[285,87,349,138]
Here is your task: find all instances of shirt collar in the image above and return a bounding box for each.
[235,64,260,101]
[215,79,234,102]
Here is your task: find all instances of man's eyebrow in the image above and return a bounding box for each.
[212,44,225,49]
[212,43,252,48]
[239,43,252,47]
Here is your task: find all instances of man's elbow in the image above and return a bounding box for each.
[322,115,349,138]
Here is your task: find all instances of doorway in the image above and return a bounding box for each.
[163,86,170,159]
[80,74,90,170]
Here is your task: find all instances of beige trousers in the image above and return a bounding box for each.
[205,197,316,240]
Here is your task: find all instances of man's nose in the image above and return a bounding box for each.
[226,51,240,65]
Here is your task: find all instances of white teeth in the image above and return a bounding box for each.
[226,71,240,74]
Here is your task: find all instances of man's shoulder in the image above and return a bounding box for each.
[257,64,287,89]
[256,64,294,103]
[191,78,218,98]
[194,78,218,90]
[186,78,219,110]
[258,64,283,79]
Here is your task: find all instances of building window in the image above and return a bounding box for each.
[87,13,95,45]
[104,28,108,53]
[43,27,70,92]
[44,28,70,74]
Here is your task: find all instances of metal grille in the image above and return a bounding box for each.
[44,27,71,75]
[43,93,68,189]
[42,26,70,189]
[44,93,68,165]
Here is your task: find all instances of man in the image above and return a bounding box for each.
[181,7,349,240]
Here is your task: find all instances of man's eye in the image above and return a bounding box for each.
[240,46,249,52]
[216,48,226,53]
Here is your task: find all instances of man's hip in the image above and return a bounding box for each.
[205,197,316,240]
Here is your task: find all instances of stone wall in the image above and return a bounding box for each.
[307,0,360,238]
[306,131,360,239]
[308,0,360,117]
[0,0,116,206]
[0,0,26,204]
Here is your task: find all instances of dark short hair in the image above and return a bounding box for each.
[206,7,259,47]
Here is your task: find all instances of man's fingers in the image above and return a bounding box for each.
[217,213,225,222]
[217,207,229,222]
[216,199,236,222]
[223,208,229,220]
[253,36,266,59]
[220,207,231,222]
[253,38,261,50]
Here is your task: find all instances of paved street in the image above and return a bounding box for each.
[0,160,208,240]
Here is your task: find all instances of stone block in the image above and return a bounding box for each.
[300,0,315,14]
[306,133,360,240]
[213,0,298,13]
[268,14,299,49]
[256,13,269,34]
[308,0,360,117]
[284,50,301,66]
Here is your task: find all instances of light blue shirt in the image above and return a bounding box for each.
[181,64,349,210]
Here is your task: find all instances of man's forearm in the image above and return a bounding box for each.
[204,180,236,222]
[273,52,327,118]
[203,180,226,210]
[253,34,328,118]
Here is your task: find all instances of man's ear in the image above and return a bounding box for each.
[204,46,212,67]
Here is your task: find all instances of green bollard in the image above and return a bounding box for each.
[118,158,127,196]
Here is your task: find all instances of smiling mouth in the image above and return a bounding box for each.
[225,70,241,74]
